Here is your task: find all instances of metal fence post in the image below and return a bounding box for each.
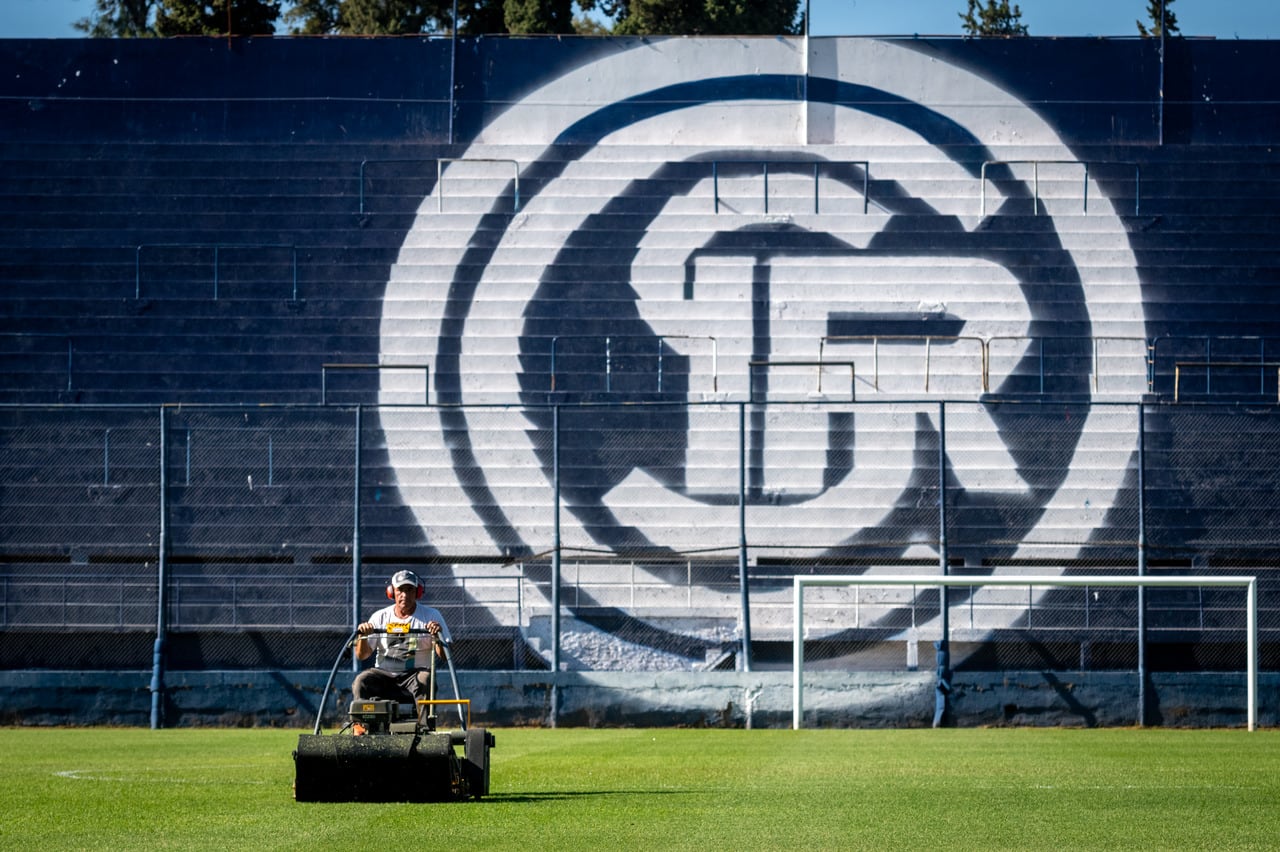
[551,405,562,727]
[1137,402,1148,725]
[739,402,753,671]
[449,0,457,146]
[934,401,951,728]
[352,405,363,672]
[150,406,169,730]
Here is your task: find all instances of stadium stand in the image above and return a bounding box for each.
[0,34,1277,726]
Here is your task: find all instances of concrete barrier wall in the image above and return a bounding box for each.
[1,670,1268,730]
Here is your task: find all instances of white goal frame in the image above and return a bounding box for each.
[792,574,1259,731]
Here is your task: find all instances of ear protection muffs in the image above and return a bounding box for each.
[385,582,425,600]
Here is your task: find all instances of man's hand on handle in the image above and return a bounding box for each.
[356,621,440,636]
[354,621,443,658]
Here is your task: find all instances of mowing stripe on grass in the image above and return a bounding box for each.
[1,727,1277,850]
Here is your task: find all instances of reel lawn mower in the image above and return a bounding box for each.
[293,629,494,802]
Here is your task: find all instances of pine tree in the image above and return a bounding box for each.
[579,0,801,36]
[282,0,341,34]
[504,0,574,35]
[283,0,508,35]
[959,0,1028,37]
[335,0,434,34]
[1137,0,1179,37]
[153,0,281,36]
[74,0,157,36]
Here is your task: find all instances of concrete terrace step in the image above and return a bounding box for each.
[4,141,1276,169]
[390,209,1150,239]
[0,192,360,216]
[0,139,1274,411]
[7,142,1278,185]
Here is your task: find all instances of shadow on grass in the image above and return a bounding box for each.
[483,789,692,803]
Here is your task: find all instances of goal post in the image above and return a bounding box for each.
[792,574,1259,731]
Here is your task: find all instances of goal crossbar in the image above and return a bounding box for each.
[792,574,1259,731]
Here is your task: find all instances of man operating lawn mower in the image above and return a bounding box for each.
[293,568,493,802]
[352,570,452,709]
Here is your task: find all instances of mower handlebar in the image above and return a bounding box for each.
[352,628,450,643]
[312,629,462,735]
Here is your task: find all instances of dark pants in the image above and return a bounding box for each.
[352,668,429,704]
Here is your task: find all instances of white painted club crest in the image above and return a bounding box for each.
[378,39,1144,654]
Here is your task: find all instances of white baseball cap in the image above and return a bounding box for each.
[390,569,420,589]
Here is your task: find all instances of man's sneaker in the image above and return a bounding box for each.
[353,723,367,736]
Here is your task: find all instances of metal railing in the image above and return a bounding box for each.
[0,332,1162,402]
[980,160,1141,216]
[322,362,431,404]
[548,334,718,393]
[712,159,870,214]
[1150,335,1280,398]
[820,334,988,393]
[2,553,1274,638]
[748,359,857,400]
[1174,361,1280,403]
[0,573,524,633]
[0,576,157,630]
[135,242,300,301]
[436,158,520,213]
[358,157,521,215]
[817,334,1147,397]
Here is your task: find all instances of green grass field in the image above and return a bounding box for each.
[2,726,1277,850]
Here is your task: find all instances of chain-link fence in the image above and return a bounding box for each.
[0,401,1276,679]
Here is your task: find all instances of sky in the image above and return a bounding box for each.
[0,0,1277,39]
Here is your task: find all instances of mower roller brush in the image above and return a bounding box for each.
[293,630,495,802]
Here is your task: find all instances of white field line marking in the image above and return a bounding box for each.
[1027,783,1260,791]
[54,768,268,784]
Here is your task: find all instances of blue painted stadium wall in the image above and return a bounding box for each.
[1,36,1278,690]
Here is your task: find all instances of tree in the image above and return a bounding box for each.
[504,0,574,34]
[282,0,341,33]
[571,13,610,35]
[153,0,281,35]
[74,0,158,36]
[703,0,801,35]
[959,0,1028,37]
[463,0,508,34]
[580,0,802,36]
[75,0,281,35]
[1137,0,1179,37]
[283,0,509,35]
[335,0,436,34]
